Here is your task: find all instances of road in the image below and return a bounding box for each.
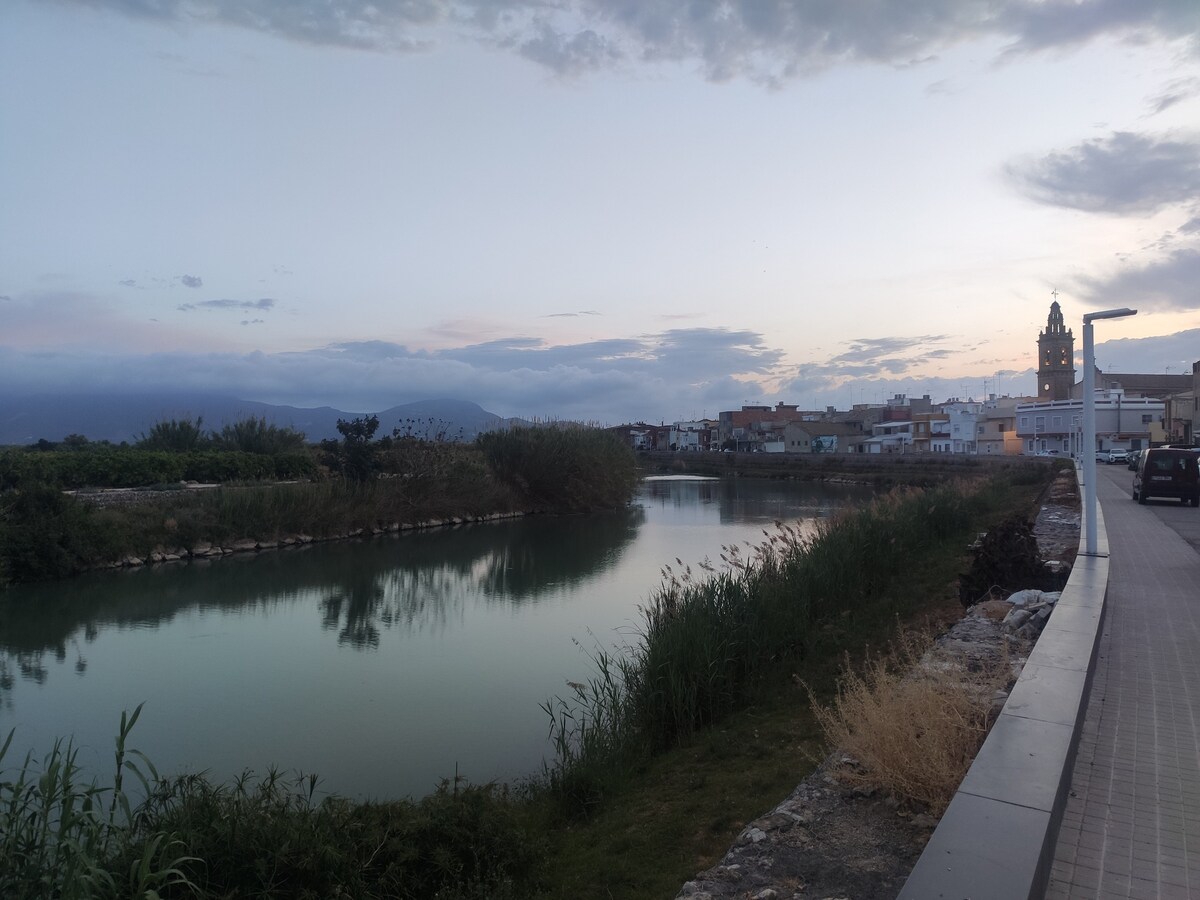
[1098,460,1200,554]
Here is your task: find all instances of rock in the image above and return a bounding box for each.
[296,534,314,544]
[120,555,144,567]
[1006,589,1046,608]
[230,539,258,552]
[1003,608,1033,630]
[190,542,214,557]
[742,827,768,844]
[258,540,278,550]
[752,890,779,899]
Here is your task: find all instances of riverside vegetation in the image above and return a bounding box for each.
[0,418,639,586]
[0,452,1058,898]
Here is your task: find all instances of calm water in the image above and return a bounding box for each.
[0,477,871,800]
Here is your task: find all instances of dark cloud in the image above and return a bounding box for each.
[1007,131,1200,215]
[509,23,619,76]
[1079,247,1200,311]
[1146,77,1200,115]
[179,274,203,288]
[0,327,784,424]
[178,298,276,312]
[0,295,11,302]
[62,1,1200,83]
[241,319,265,325]
[828,335,951,366]
[119,279,138,287]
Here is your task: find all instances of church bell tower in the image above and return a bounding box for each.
[1037,298,1075,401]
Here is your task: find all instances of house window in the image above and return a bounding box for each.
[1141,414,1152,424]
[977,425,984,434]
[1020,416,1029,428]
[1052,416,1063,427]
[1034,416,1045,431]
[998,424,1007,433]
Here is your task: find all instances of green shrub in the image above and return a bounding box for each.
[477,425,638,512]
[0,484,124,583]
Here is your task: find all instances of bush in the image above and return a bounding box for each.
[957,516,1063,607]
[477,425,638,513]
[0,484,123,583]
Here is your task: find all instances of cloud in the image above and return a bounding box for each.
[509,23,620,76]
[1093,327,1200,374]
[119,279,138,288]
[179,274,203,288]
[1007,131,1200,215]
[0,327,787,423]
[1079,247,1200,311]
[1146,77,1200,115]
[62,1,1200,84]
[177,298,276,312]
[541,310,601,318]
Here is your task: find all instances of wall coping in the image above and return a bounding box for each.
[898,467,1105,900]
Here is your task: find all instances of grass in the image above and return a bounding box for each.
[809,630,1009,813]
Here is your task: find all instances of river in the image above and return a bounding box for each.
[0,476,871,800]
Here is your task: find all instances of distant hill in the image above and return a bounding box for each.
[0,393,526,445]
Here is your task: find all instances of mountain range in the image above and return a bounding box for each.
[0,394,526,445]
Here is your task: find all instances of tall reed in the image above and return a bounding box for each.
[544,479,996,815]
[0,704,198,900]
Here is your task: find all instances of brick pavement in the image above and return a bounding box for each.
[1045,466,1200,900]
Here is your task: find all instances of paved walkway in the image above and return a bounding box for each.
[1045,466,1200,899]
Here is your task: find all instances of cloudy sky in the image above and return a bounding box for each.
[2,1,1199,424]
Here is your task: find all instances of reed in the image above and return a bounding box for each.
[0,704,198,900]
[543,477,1011,816]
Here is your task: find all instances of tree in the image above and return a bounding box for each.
[329,415,380,482]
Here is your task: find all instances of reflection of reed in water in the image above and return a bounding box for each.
[316,507,644,648]
[0,505,646,688]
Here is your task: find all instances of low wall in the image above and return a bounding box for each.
[639,450,1054,481]
[898,469,1107,899]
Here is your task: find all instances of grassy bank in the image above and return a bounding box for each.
[0,426,639,586]
[0,467,1053,897]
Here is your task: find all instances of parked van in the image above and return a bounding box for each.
[1133,448,1200,506]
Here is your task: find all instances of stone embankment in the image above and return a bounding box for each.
[676,471,1081,900]
[70,486,533,571]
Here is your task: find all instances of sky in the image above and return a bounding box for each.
[2,1,1199,425]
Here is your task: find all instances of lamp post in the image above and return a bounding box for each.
[1083,307,1137,555]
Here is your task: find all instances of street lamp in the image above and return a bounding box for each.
[1082,307,1137,555]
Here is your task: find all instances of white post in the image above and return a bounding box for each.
[1082,308,1137,555]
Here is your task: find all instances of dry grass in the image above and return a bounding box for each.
[810,630,1007,814]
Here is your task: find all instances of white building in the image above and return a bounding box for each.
[1015,389,1165,457]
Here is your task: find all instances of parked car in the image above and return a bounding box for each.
[1126,449,1143,471]
[1133,448,1200,506]
[1106,449,1128,465]
[1094,450,1108,464]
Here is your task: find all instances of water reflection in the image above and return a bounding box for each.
[0,505,645,687]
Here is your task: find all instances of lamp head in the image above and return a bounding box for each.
[1084,308,1137,323]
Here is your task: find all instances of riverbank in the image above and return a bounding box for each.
[1,467,1060,898]
[675,467,1081,899]
[0,425,640,586]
